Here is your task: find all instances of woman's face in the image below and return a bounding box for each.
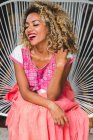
[25,13,48,47]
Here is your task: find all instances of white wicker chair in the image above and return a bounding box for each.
[0,0,93,118]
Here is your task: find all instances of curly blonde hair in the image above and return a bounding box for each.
[21,1,77,53]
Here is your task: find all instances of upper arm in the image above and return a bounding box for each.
[14,62,30,97]
[9,45,23,67]
[9,45,30,97]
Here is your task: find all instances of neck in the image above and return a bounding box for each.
[32,40,49,57]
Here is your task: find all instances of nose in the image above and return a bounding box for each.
[26,25,34,33]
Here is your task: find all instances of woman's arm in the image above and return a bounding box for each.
[14,62,51,108]
[14,62,68,126]
[47,49,72,100]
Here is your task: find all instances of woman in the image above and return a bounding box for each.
[6,1,89,140]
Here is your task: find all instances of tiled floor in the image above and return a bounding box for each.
[0,128,93,140]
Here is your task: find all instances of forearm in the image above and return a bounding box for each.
[47,66,65,100]
[47,63,72,101]
[14,62,54,110]
[19,86,53,109]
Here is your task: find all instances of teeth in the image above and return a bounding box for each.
[29,35,36,38]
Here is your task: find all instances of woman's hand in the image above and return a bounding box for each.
[48,101,69,126]
[55,48,68,69]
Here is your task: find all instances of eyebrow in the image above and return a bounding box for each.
[25,20,41,24]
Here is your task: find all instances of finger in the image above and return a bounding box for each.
[60,47,68,52]
[63,115,69,124]
[54,119,58,125]
[57,50,67,58]
[60,118,65,126]
[60,48,68,57]
[56,48,67,57]
[55,117,63,126]
[56,119,62,126]
[64,50,68,55]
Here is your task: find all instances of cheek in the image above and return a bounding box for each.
[42,28,48,38]
[24,30,27,36]
[24,30,29,39]
[40,32,47,39]
[45,27,48,36]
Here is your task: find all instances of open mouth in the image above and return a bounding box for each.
[28,34,36,40]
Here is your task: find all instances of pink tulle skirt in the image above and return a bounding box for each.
[6,82,89,140]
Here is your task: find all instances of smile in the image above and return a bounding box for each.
[28,33,37,40]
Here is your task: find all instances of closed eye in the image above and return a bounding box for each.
[33,24,39,26]
[24,20,40,29]
[33,20,40,26]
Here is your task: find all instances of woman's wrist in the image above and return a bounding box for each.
[47,100,56,110]
[55,65,65,74]
[56,63,66,70]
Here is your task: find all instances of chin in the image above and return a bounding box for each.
[30,42,41,47]
[30,42,38,46]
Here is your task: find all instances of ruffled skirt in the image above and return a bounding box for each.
[6,82,89,140]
